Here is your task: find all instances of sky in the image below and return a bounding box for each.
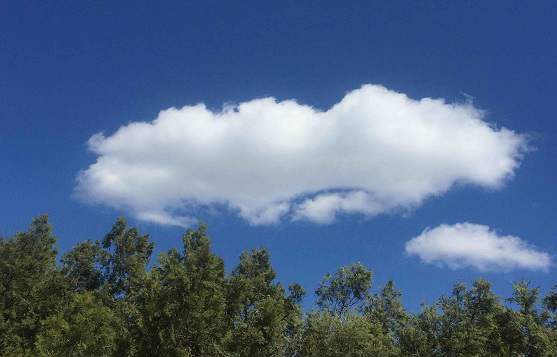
[1,0,557,311]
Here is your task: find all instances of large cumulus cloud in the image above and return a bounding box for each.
[75,85,526,226]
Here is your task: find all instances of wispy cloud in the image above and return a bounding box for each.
[75,85,526,226]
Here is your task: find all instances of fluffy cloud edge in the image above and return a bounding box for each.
[405,223,551,272]
[75,84,528,227]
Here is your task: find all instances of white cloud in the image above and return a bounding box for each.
[405,223,551,271]
[293,191,383,224]
[75,84,526,226]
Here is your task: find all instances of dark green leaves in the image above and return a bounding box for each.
[1,216,557,356]
[316,263,372,316]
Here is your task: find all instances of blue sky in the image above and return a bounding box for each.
[1,1,556,310]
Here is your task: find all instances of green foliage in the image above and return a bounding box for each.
[226,248,302,357]
[500,281,557,356]
[315,262,372,316]
[0,216,69,355]
[429,280,506,356]
[2,216,557,356]
[364,281,407,335]
[300,312,394,356]
[61,240,106,292]
[35,292,120,356]
[101,217,154,298]
[543,285,557,329]
[135,225,228,356]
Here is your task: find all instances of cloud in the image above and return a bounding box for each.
[75,84,526,226]
[293,191,382,224]
[405,223,551,271]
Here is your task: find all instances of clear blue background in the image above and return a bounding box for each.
[1,0,556,310]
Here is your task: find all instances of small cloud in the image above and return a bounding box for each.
[293,191,382,224]
[405,223,551,272]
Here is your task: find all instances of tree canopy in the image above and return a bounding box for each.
[1,216,556,356]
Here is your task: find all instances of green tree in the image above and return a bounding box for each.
[226,248,302,357]
[135,225,227,356]
[134,249,191,357]
[315,263,372,316]
[0,215,68,355]
[543,285,557,328]
[302,264,395,356]
[101,218,153,298]
[462,279,505,356]
[35,292,120,357]
[500,281,556,356]
[2,216,557,356]
[429,280,507,357]
[397,308,438,357]
[363,280,406,353]
[300,312,394,357]
[98,218,154,356]
[61,240,106,292]
[180,225,228,356]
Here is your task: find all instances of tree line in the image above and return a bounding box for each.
[1,216,556,356]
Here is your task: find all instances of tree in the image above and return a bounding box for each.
[501,281,556,356]
[425,280,510,357]
[2,216,557,356]
[226,248,302,357]
[462,279,505,356]
[397,309,438,357]
[543,286,557,328]
[35,292,120,357]
[61,240,106,292]
[97,218,154,356]
[0,216,68,355]
[315,263,372,316]
[180,224,228,356]
[101,218,153,298]
[135,225,227,356]
[300,312,394,357]
[133,249,191,357]
[303,264,396,356]
[363,280,407,352]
